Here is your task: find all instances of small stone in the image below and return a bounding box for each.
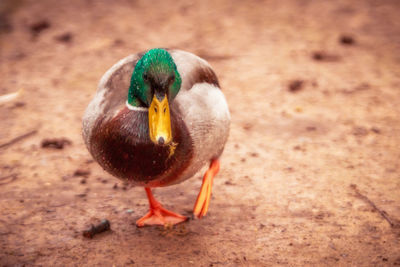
[73,169,90,177]
[55,32,73,43]
[339,35,355,45]
[288,80,304,92]
[30,20,51,37]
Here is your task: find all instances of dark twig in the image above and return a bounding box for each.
[83,219,111,238]
[0,130,37,149]
[0,174,18,185]
[350,184,400,228]
[41,138,71,149]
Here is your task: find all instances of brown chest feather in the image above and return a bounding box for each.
[90,107,193,186]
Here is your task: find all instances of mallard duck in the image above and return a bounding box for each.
[83,48,230,227]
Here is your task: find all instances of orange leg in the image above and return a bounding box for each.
[193,159,220,218]
[136,188,188,227]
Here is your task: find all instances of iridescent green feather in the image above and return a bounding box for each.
[128,48,181,106]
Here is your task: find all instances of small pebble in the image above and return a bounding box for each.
[74,169,90,177]
[55,32,73,43]
[339,35,355,45]
[288,80,304,93]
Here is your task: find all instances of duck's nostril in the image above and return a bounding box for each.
[158,137,165,145]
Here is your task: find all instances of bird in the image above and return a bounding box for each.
[82,48,230,227]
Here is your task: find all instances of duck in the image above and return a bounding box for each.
[83,48,230,227]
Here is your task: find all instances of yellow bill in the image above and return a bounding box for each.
[149,94,172,145]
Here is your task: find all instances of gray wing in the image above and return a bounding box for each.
[168,50,231,183]
[82,54,141,144]
[169,49,220,91]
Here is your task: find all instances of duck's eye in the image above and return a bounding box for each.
[168,75,175,84]
[143,73,149,81]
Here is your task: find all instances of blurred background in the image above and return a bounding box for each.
[1,0,400,266]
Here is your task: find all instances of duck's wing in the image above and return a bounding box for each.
[82,53,142,145]
[168,49,220,92]
[168,50,231,183]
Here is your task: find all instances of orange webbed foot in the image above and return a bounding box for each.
[193,159,220,218]
[136,188,187,227]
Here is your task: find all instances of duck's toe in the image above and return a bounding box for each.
[136,206,188,227]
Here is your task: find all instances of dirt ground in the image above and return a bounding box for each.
[1,0,400,266]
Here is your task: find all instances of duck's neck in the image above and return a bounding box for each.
[126,100,148,111]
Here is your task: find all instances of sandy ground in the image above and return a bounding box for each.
[1,0,400,266]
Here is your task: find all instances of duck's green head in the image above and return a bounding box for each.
[128,48,182,146]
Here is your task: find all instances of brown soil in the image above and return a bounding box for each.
[1,0,400,266]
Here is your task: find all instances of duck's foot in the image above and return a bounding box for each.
[136,188,187,227]
[193,159,220,218]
